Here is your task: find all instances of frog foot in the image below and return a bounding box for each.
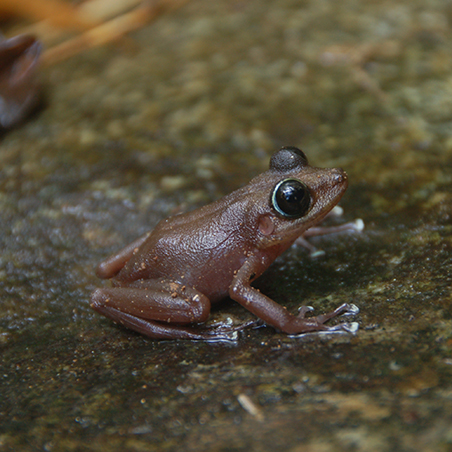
[292,303,359,335]
[197,318,261,342]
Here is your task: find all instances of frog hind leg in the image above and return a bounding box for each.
[91,281,241,341]
[95,232,151,279]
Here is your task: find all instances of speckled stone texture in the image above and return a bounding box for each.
[1,0,452,451]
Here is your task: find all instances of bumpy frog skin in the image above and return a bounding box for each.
[91,147,362,340]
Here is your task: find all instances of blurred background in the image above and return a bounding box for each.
[1,1,452,451]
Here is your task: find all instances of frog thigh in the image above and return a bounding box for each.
[90,280,217,339]
[95,232,151,279]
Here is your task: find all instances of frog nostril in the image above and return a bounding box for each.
[332,168,347,184]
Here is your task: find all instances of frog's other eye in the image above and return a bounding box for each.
[271,178,311,218]
[270,146,308,172]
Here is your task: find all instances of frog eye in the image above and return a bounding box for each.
[271,178,311,218]
[270,146,308,172]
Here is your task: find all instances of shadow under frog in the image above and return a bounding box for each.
[91,147,362,340]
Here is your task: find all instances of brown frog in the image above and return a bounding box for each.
[91,147,362,340]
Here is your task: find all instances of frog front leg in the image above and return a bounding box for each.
[91,280,234,341]
[229,253,356,334]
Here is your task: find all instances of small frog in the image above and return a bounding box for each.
[92,147,362,340]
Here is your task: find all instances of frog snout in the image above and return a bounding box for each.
[331,168,348,185]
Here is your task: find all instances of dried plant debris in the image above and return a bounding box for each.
[0,33,42,129]
[2,0,190,64]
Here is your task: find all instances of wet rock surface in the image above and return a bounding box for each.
[1,0,452,450]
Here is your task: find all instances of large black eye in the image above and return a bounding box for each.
[271,178,311,218]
